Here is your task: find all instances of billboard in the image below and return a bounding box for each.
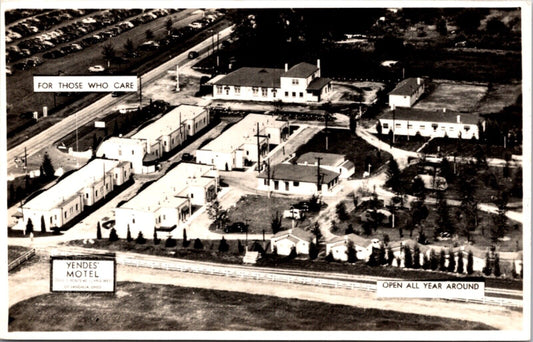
[50,254,116,293]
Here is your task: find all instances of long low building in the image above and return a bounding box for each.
[114,162,219,239]
[196,114,288,171]
[378,108,482,139]
[296,152,355,179]
[21,158,132,232]
[388,77,425,109]
[257,163,340,195]
[212,60,332,103]
[96,105,209,174]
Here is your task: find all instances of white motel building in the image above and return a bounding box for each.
[378,108,481,139]
[114,162,218,239]
[196,113,288,171]
[96,105,209,173]
[21,158,132,232]
[212,60,332,103]
[388,77,425,109]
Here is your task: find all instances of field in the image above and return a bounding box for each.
[8,246,32,264]
[475,82,522,114]
[9,281,494,331]
[414,81,487,112]
[294,128,392,177]
[421,138,522,159]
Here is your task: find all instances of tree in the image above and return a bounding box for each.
[41,215,46,233]
[436,17,447,35]
[109,228,119,242]
[123,38,135,57]
[101,43,115,68]
[403,246,413,268]
[411,177,426,201]
[385,157,401,193]
[486,17,509,35]
[330,220,338,233]
[183,229,188,247]
[271,211,283,234]
[440,158,453,182]
[41,152,55,179]
[311,222,322,243]
[237,240,245,254]
[113,120,120,136]
[430,249,438,270]
[422,252,430,270]
[439,249,447,271]
[126,225,132,242]
[467,250,474,274]
[456,250,464,274]
[218,236,229,252]
[336,202,349,221]
[346,240,357,263]
[493,253,501,277]
[325,251,334,262]
[413,246,421,269]
[447,249,456,273]
[491,191,509,243]
[135,231,146,244]
[165,236,177,248]
[455,9,482,33]
[145,29,154,40]
[208,201,228,230]
[435,191,454,236]
[166,18,173,35]
[376,121,382,136]
[349,114,357,136]
[345,224,354,235]
[379,244,387,265]
[96,222,102,239]
[482,251,492,276]
[309,240,318,260]
[288,245,297,259]
[153,229,160,245]
[458,165,479,241]
[511,167,523,198]
[193,238,204,249]
[25,218,34,235]
[387,246,394,266]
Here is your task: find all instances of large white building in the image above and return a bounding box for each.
[378,108,481,139]
[96,105,209,173]
[21,159,132,232]
[295,152,355,179]
[196,114,288,171]
[257,164,340,196]
[114,162,219,239]
[388,77,425,109]
[212,60,332,103]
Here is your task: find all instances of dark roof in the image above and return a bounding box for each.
[307,77,331,91]
[258,164,339,184]
[283,62,318,78]
[213,67,284,88]
[272,228,314,241]
[296,152,345,167]
[380,108,480,125]
[388,77,424,96]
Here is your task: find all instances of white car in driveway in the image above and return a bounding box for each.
[88,65,105,73]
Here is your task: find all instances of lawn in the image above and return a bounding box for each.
[8,246,32,264]
[421,138,522,160]
[9,281,494,331]
[294,128,392,177]
[414,81,488,112]
[476,82,522,114]
[374,133,429,152]
[215,194,321,234]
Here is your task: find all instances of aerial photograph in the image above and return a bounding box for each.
[2,2,530,339]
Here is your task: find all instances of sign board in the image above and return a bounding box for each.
[50,254,116,293]
[94,121,106,128]
[34,76,138,92]
[376,280,485,300]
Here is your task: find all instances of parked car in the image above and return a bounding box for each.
[360,209,392,225]
[291,201,310,212]
[283,208,304,220]
[181,153,194,162]
[224,222,248,233]
[88,65,105,73]
[139,40,159,51]
[188,50,199,59]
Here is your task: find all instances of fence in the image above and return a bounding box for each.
[8,248,35,272]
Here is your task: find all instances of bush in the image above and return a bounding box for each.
[430,249,438,270]
[309,241,318,260]
[456,250,464,274]
[109,228,119,242]
[482,252,492,276]
[447,249,456,272]
[493,253,501,277]
[153,230,160,245]
[288,246,297,259]
[404,246,413,268]
[135,231,146,244]
[467,250,474,274]
[96,222,102,240]
[218,237,229,252]
[127,227,132,242]
[165,236,177,248]
[413,246,421,269]
[336,202,349,221]
[237,240,245,254]
[193,238,204,250]
[387,246,394,266]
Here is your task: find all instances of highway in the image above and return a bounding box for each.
[6,25,233,171]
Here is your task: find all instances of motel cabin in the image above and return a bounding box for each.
[21,159,132,232]
[325,234,373,261]
[271,228,315,256]
[388,77,426,109]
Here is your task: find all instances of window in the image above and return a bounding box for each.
[164,141,167,146]
[262,88,268,97]
[163,215,166,220]
[395,123,401,128]
[292,79,299,85]
[132,150,135,155]
[171,138,174,144]
[132,218,135,224]
[464,125,470,131]
[449,127,454,131]
[190,193,194,198]
[420,125,425,130]
[441,127,446,131]
[294,181,299,187]
[118,149,122,156]
[299,92,303,98]
[432,123,438,131]
[224,86,230,95]
[292,92,296,97]
[235,86,240,94]
[76,204,79,211]
[285,181,289,191]
[264,179,269,186]
[272,90,277,98]
[383,123,389,129]
[106,183,109,190]
[64,212,67,218]
[408,124,413,129]
[246,151,249,155]
[86,193,89,199]
[285,91,289,97]
[95,190,98,197]
[252,87,258,96]
[216,85,222,94]
[50,217,53,224]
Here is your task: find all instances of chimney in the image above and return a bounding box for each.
[417,77,421,85]
[284,63,288,72]
[443,108,446,113]
[456,115,461,123]
[317,59,320,69]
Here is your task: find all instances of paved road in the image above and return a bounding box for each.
[6,25,233,172]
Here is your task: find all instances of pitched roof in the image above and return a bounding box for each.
[307,77,331,91]
[388,77,424,96]
[380,108,480,125]
[283,62,318,78]
[213,67,284,88]
[272,228,314,242]
[296,152,346,168]
[258,164,340,184]
[327,234,370,247]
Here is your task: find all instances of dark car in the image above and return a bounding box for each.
[181,153,194,162]
[188,50,199,59]
[292,201,310,212]
[224,222,248,233]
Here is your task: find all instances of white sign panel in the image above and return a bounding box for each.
[34,76,138,92]
[376,281,485,300]
[94,121,106,128]
[51,258,116,292]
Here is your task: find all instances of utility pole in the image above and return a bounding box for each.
[325,110,329,151]
[315,157,322,194]
[256,122,261,173]
[266,157,271,198]
[139,76,143,106]
[392,108,396,145]
[176,64,180,92]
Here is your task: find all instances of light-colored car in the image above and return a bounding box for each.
[88,65,105,73]
[283,208,304,220]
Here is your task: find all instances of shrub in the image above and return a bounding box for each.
[193,238,204,250]
[271,211,283,234]
[422,252,430,270]
[413,246,420,269]
[218,237,229,252]
[135,231,146,244]
[109,228,119,242]
[439,249,447,271]
[346,241,357,263]
[404,246,413,268]
[493,253,501,277]
[153,230,160,245]
[482,251,492,276]
[456,250,464,274]
[96,222,102,240]
[387,246,394,266]
[126,226,132,242]
[467,250,474,274]
[41,215,46,233]
[288,246,297,259]
[165,236,177,248]
[336,202,349,221]
[309,241,318,260]
[325,251,334,262]
[447,249,456,272]
[237,240,245,254]
[183,229,189,247]
[25,218,34,235]
[430,249,438,270]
